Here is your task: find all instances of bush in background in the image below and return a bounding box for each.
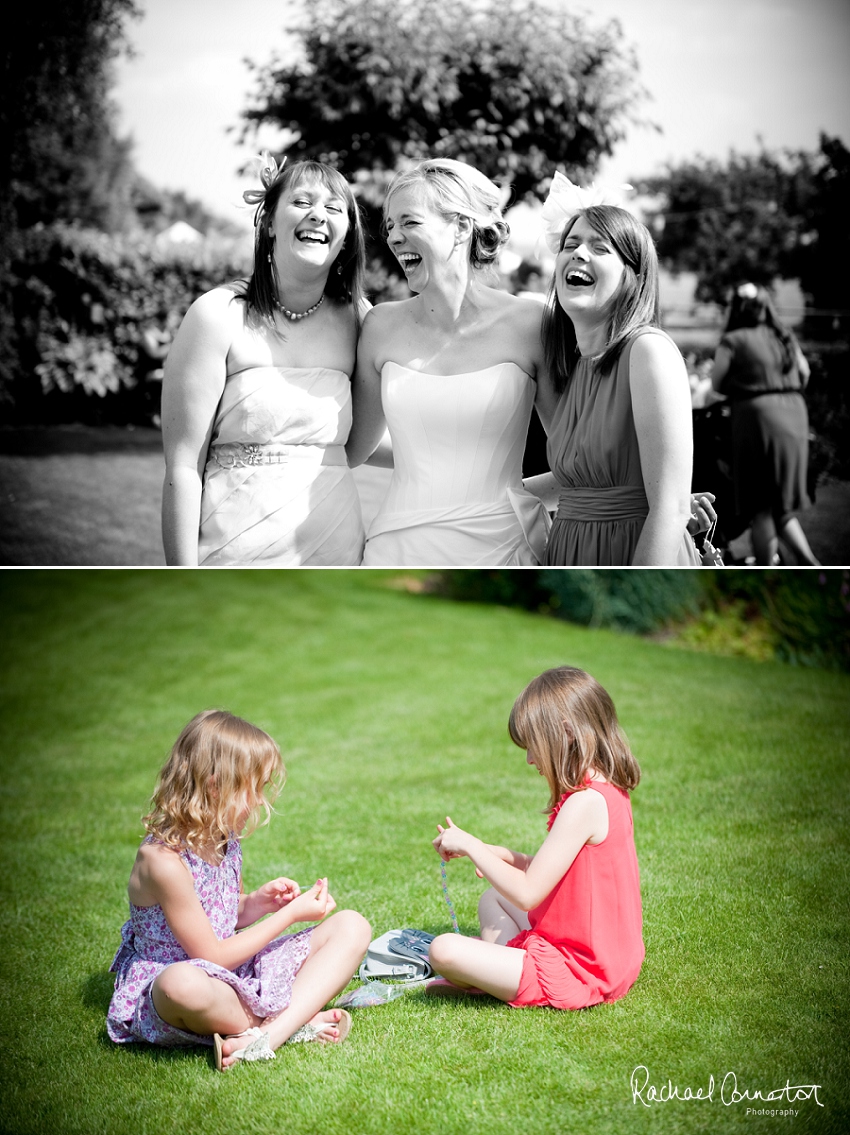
[436,569,850,672]
[438,569,707,633]
[3,223,251,423]
[2,223,403,425]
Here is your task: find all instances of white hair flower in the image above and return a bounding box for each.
[736,282,759,299]
[243,151,287,207]
[540,172,634,255]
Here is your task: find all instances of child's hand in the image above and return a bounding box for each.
[433,817,472,861]
[285,878,337,925]
[256,877,301,912]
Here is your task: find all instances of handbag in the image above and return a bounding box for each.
[357,928,435,985]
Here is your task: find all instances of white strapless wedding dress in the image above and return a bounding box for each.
[362,362,550,566]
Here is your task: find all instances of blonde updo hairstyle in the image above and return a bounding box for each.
[384,158,510,270]
[508,667,640,813]
[143,710,284,856]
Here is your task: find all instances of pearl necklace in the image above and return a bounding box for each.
[273,293,325,321]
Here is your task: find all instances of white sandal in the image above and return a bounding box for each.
[214,1027,275,1071]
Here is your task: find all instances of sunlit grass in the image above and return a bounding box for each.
[0,569,847,1135]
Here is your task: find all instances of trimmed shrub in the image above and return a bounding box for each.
[3,222,402,424]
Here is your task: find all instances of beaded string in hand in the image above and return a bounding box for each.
[440,859,460,934]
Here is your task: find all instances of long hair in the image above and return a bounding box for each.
[240,160,367,323]
[543,205,660,394]
[508,667,640,812]
[383,158,510,271]
[143,710,284,856]
[724,283,796,373]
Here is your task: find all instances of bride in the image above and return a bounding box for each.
[161,155,368,566]
[345,159,554,566]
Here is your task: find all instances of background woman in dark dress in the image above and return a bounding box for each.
[711,283,819,565]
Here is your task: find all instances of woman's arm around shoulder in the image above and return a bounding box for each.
[161,286,240,565]
[346,303,396,468]
[629,332,694,565]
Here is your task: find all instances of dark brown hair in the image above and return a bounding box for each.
[543,205,660,393]
[240,160,367,322]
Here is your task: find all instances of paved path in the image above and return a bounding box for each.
[1,425,847,566]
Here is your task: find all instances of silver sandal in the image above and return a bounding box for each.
[214,1027,275,1071]
[287,1010,352,1045]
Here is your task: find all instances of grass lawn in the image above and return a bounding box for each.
[0,569,847,1135]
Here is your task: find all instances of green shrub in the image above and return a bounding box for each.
[438,569,708,635]
[437,569,850,672]
[540,569,707,634]
[3,222,405,424]
[4,223,252,422]
[714,569,850,672]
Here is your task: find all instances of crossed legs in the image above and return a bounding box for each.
[151,909,371,1067]
[428,888,530,1002]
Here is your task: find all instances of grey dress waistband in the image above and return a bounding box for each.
[556,485,649,522]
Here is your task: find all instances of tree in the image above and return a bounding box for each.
[240,0,649,203]
[640,136,850,324]
[1,2,141,241]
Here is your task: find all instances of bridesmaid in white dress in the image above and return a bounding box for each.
[345,159,555,567]
[161,155,368,566]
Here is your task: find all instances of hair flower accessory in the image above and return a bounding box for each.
[736,282,759,299]
[243,150,286,207]
[540,171,634,255]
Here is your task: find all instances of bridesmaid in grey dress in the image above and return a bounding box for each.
[538,182,702,566]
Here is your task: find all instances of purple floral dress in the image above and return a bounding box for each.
[107,837,313,1047]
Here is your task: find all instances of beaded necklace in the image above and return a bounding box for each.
[440,859,460,933]
[273,293,325,321]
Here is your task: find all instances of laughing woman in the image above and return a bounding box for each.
[345,159,552,566]
[161,155,368,566]
[539,178,699,565]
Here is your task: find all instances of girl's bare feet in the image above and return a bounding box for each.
[217,1009,349,1069]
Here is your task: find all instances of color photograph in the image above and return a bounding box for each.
[0,569,848,1134]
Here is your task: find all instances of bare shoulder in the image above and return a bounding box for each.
[362,298,413,332]
[135,838,181,873]
[549,785,609,843]
[127,839,190,905]
[187,283,245,323]
[629,330,686,375]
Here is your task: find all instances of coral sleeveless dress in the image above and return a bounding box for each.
[107,838,313,1047]
[362,362,550,566]
[507,781,644,1009]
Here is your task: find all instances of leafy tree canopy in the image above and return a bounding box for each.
[2,2,141,239]
[639,135,850,321]
[240,0,649,203]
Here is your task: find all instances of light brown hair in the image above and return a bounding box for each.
[508,667,640,812]
[143,710,284,855]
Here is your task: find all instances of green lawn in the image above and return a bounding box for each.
[0,569,847,1135]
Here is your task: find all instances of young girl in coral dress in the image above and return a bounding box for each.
[429,666,644,1009]
[107,710,370,1070]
